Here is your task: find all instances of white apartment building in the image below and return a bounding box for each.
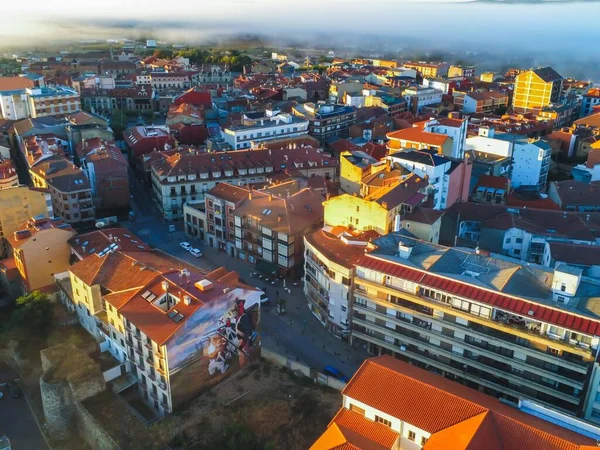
[496,134,551,190]
[0,90,30,120]
[403,86,443,113]
[222,110,309,150]
[423,116,468,159]
[26,86,81,118]
[304,227,372,339]
[387,150,451,210]
[349,233,600,424]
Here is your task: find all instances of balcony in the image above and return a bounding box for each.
[353,302,585,389]
[354,278,592,372]
[306,285,329,318]
[147,371,156,382]
[351,321,581,408]
[156,365,166,376]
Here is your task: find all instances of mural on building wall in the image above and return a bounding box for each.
[167,288,261,409]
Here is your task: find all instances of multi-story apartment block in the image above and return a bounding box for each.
[150,72,191,91]
[81,87,153,114]
[581,88,600,118]
[496,134,551,190]
[0,157,18,190]
[350,233,600,423]
[26,86,81,118]
[340,150,379,195]
[0,186,52,257]
[386,126,452,156]
[77,138,130,216]
[387,150,472,210]
[222,109,309,150]
[402,86,443,114]
[311,356,600,450]
[21,136,95,225]
[8,215,75,293]
[151,146,338,220]
[513,67,563,114]
[304,227,376,338]
[402,61,449,78]
[453,90,509,114]
[292,103,357,143]
[0,77,34,120]
[124,126,175,162]
[448,64,476,78]
[422,115,468,159]
[57,232,262,418]
[323,172,428,235]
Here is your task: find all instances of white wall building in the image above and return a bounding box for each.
[387,150,451,209]
[423,116,468,159]
[496,135,551,190]
[0,91,30,120]
[222,110,309,150]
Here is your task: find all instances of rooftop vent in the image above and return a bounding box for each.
[183,295,192,306]
[398,243,414,259]
[195,279,213,291]
[162,280,169,291]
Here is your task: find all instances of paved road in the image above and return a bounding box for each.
[0,387,49,450]
[125,172,370,378]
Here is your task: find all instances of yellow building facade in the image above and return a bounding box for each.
[323,194,395,235]
[513,68,562,114]
[0,186,51,257]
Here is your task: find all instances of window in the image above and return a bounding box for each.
[408,430,416,441]
[375,416,392,427]
[421,437,428,445]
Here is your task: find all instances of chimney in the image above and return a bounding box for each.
[278,215,283,222]
[268,194,273,202]
[248,191,252,200]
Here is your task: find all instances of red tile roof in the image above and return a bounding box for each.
[340,357,595,450]
[311,408,399,450]
[0,77,34,91]
[356,254,600,336]
[386,127,449,147]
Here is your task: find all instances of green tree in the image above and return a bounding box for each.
[494,105,508,116]
[110,110,129,140]
[9,291,53,338]
[153,49,174,59]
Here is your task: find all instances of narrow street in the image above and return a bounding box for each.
[125,173,370,378]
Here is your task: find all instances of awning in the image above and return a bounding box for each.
[255,258,278,276]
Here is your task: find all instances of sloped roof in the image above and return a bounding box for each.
[386,127,449,147]
[339,357,595,450]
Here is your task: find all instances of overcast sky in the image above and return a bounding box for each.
[3,1,600,56]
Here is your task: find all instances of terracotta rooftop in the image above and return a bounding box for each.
[0,76,34,92]
[386,127,449,147]
[311,408,399,450]
[551,180,600,208]
[331,356,596,450]
[68,228,150,259]
[8,216,74,249]
[305,227,378,270]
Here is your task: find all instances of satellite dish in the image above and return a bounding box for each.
[96,221,106,229]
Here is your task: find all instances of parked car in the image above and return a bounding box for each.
[323,365,349,382]
[259,292,269,304]
[189,248,202,258]
[180,242,192,251]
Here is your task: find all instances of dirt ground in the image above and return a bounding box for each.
[86,359,340,450]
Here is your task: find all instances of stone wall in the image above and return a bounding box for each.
[40,371,74,439]
[75,402,120,450]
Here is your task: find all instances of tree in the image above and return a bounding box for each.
[9,291,53,338]
[110,110,129,140]
[153,49,174,59]
[494,105,508,116]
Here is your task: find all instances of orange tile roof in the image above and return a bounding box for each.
[339,357,596,450]
[311,409,398,450]
[0,77,34,91]
[386,127,449,147]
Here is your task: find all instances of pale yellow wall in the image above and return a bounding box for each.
[403,218,441,244]
[340,151,365,195]
[513,71,553,112]
[0,187,49,241]
[70,273,103,315]
[19,228,76,291]
[323,194,390,235]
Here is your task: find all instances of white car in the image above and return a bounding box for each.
[189,248,202,258]
[180,242,192,251]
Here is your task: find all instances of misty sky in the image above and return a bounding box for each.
[4,0,600,56]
